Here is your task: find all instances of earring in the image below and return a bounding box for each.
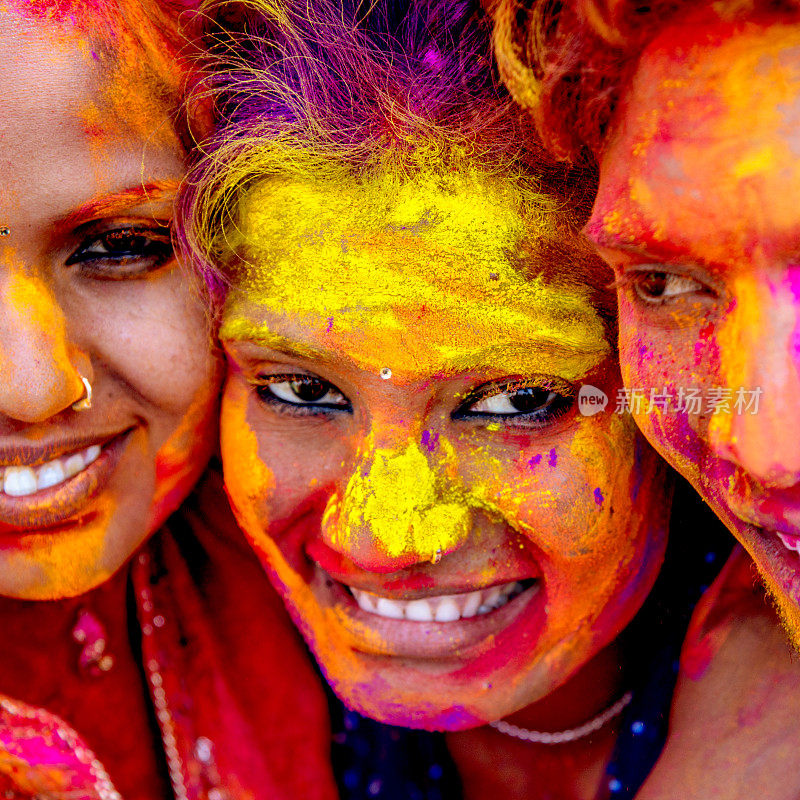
[72,375,93,411]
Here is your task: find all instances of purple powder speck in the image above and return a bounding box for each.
[527,453,542,469]
[548,448,557,467]
[594,487,604,506]
[421,429,439,452]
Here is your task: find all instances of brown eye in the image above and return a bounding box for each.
[256,374,351,413]
[506,387,555,413]
[454,377,575,429]
[632,271,705,303]
[290,378,331,403]
[66,224,173,279]
[636,272,667,299]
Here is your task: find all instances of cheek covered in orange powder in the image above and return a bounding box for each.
[592,14,800,637]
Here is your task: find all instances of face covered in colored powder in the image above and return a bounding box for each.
[219,166,669,729]
[587,10,800,642]
[0,6,220,599]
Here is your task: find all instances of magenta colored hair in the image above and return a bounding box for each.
[177,0,607,318]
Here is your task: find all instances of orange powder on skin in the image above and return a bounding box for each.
[149,365,223,531]
[218,169,671,722]
[221,382,391,683]
[2,497,113,597]
[0,264,84,405]
[222,175,608,564]
[600,21,800,263]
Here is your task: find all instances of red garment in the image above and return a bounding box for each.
[0,469,338,800]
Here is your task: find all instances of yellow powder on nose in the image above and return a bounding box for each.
[325,434,471,561]
[3,270,73,377]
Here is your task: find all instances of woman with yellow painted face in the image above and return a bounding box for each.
[0,2,336,797]
[178,1,738,797]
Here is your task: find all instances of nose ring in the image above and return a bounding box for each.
[431,547,443,565]
[72,375,93,411]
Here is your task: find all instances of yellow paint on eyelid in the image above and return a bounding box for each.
[220,173,609,381]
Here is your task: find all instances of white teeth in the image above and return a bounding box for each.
[63,454,85,478]
[375,597,404,619]
[4,466,38,497]
[37,461,66,491]
[461,591,482,619]
[405,599,434,622]
[352,589,376,613]
[350,580,534,622]
[483,586,501,606]
[777,532,800,554]
[434,597,460,622]
[84,445,101,465]
[0,444,103,497]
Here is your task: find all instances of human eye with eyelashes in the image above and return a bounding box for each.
[614,267,713,305]
[453,376,576,429]
[65,220,174,279]
[253,373,352,417]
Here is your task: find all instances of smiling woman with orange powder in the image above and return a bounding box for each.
[486,1,800,794]
[179,2,733,797]
[0,1,336,796]
[492,0,800,649]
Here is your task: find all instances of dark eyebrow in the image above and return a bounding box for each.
[52,181,180,238]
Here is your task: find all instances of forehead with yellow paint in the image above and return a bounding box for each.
[221,170,609,380]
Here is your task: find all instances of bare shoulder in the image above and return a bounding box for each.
[637,546,800,800]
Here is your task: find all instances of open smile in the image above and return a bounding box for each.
[0,430,132,531]
[349,579,535,622]
[311,565,544,661]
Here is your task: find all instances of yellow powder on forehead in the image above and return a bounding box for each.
[221,172,609,379]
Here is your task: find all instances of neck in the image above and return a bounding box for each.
[445,641,625,800]
[0,564,131,668]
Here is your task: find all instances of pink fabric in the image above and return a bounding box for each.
[0,695,120,798]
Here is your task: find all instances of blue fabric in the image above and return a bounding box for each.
[329,704,461,800]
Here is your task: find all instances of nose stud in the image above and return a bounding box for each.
[380,367,392,380]
[72,375,93,412]
[0,227,10,237]
[431,547,443,565]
